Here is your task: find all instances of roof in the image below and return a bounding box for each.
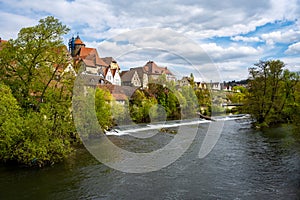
[102,57,120,70]
[74,35,84,45]
[121,70,138,82]
[144,61,173,75]
[129,67,146,81]
[102,57,115,65]
[98,85,137,99]
[95,55,108,67]
[84,49,108,67]
[78,47,94,59]
[78,74,101,86]
[97,85,128,101]
[82,58,95,67]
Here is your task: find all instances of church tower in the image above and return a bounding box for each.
[68,34,85,57]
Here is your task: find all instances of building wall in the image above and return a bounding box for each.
[131,71,141,87]
[106,69,113,83]
[113,72,121,86]
[85,66,98,74]
[142,73,148,88]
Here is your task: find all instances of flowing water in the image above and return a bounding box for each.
[1,117,300,199]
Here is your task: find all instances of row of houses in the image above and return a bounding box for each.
[69,35,176,88]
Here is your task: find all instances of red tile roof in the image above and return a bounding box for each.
[79,47,94,59]
[83,59,95,67]
[84,49,109,67]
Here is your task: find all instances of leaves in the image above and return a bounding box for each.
[0,17,76,167]
[95,88,113,130]
[245,60,299,127]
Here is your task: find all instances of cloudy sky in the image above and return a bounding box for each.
[1,0,300,81]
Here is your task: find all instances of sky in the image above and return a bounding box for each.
[1,0,300,81]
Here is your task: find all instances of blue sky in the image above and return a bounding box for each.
[1,0,300,81]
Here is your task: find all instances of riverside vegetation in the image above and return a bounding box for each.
[0,16,299,167]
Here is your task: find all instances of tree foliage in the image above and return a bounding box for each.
[245,60,299,127]
[0,16,70,110]
[0,16,77,167]
[95,87,113,130]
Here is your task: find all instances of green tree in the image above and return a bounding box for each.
[166,91,181,120]
[292,80,300,141]
[0,16,78,166]
[245,60,299,127]
[195,88,211,114]
[0,16,70,110]
[180,85,198,118]
[95,88,113,130]
[0,84,23,163]
[0,83,73,167]
[111,99,131,126]
[129,90,158,123]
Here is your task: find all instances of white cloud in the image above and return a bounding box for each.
[261,29,300,45]
[0,11,37,39]
[217,61,251,81]
[285,42,300,54]
[1,0,296,40]
[231,36,262,42]
[270,0,298,20]
[201,43,262,61]
[280,57,300,72]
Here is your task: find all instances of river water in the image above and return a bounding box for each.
[1,117,300,199]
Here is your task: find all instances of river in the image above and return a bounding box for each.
[1,117,299,199]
